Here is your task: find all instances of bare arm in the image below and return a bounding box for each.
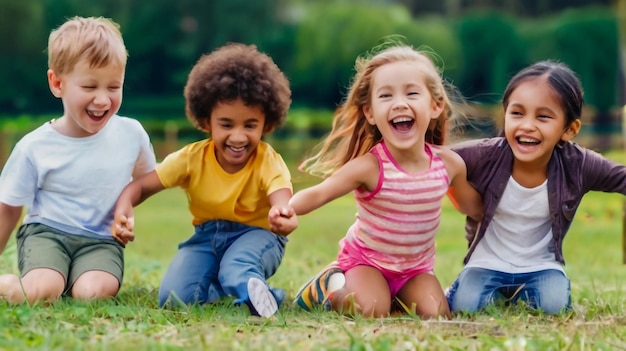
[439,148,483,222]
[290,154,379,215]
[112,170,165,245]
[0,203,23,254]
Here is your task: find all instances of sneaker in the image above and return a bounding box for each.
[247,277,278,318]
[294,262,345,312]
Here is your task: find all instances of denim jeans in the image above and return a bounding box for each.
[446,267,571,315]
[158,220,288,308]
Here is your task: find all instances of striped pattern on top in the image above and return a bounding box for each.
[344,142,449,273]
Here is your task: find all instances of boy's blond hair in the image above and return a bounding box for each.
[48,16,127,75]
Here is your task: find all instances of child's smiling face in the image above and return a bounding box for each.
[209,99,266,174]
[363,60,442,152]
[504,75,579,169]
[49,58,125,137]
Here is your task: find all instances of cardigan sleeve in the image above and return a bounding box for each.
[580,146,626,195]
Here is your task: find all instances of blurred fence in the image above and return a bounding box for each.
[1,123,623,169]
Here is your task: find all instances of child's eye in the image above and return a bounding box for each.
[407,91,419,96]
[245,124,258,130]
[378,93,391,98]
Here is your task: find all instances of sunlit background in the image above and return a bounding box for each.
[0,0,623,164]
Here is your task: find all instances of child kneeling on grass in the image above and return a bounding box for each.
[270,42,483,318]
[112,43,297,318]
[0,16,156,305]
[445,60,626,315]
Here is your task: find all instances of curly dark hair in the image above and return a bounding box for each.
[184,43,291,134]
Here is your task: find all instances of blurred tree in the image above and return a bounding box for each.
[554,8,618,135]
[0,0,48,113]
[394,16,462,83]
[455,11,528,103]
[291,2,404,108]
[523,7,618,136]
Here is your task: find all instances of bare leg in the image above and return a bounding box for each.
[396,272,451,319]
[330,265,391,318]
[71,270,120,300]
[0,268,65,305]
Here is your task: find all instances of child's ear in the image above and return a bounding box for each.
[47,69,62,98]
[363,105,375,125]
[561,119,581,142]
[430,100,444,120]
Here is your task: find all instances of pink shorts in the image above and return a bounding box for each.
[337,239,432,298]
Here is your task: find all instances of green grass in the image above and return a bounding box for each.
[0,151,625,350]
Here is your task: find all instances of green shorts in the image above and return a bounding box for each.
[16,223,124,294]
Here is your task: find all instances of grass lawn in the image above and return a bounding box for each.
[0,150,625,350]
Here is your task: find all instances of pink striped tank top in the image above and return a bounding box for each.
[342,142,449,273]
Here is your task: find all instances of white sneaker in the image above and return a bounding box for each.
[247,277,278,317]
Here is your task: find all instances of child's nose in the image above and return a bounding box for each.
[392,97,409,110]
[93,91,109,105]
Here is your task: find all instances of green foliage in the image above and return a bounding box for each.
[395,16,463,82]
[0,2,620,134]
[455,11,528,103]
[292,3,409,107]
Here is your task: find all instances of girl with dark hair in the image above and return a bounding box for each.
[446,60,626,314]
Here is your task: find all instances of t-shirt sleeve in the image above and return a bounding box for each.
[0,141,37,206]
[131,121,157,179]
[155,147,190,189]
[259,147,292,196]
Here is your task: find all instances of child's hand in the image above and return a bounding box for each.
[268,206,297,236]
[112,214,135,246]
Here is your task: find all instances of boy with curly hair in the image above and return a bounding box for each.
[112,43,296,317]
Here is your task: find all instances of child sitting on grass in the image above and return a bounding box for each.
[112,43,296,318]
[0,16,156,305]
[446,60,626,315]
[271,42,482,318]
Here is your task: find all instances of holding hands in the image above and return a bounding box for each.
[268,205,297,236]
[112,205,136,246]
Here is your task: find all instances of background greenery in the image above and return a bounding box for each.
[0,0,621,140]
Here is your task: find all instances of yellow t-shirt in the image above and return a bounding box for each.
[156,139,292,230]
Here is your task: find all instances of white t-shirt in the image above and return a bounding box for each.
[466,176,565,274]
[0,116,156,238]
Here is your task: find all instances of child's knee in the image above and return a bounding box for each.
[71,272,119,299]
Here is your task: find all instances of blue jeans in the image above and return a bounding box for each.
[158,220,288,308]
[446,267,571,315]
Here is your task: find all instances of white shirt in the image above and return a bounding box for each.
[0,116,156,238]
[466,176,564,273]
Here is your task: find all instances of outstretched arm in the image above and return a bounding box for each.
[0,203,22,254]
[290,154,378,215]
[112,170,165,245]
[268,154,378,233]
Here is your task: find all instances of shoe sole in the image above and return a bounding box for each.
[248,277,278,318]
[294,264,344,311]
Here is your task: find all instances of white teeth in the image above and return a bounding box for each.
[88,110,105,117]
[392,117,412,123]
[518,137,538,143]
[230,146,245,152]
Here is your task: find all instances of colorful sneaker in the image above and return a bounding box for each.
[247,277,278,318]
[294,262,345,312]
